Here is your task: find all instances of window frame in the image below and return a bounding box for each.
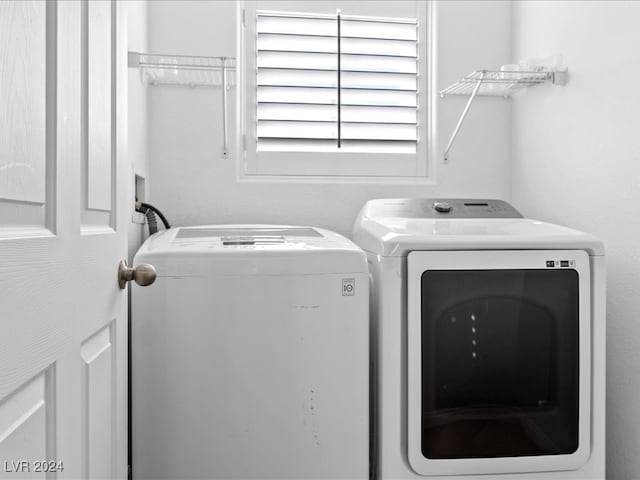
[237,0,434,181]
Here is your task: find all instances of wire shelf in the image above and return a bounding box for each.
[440,66,568,162]
[440,69,560,98]
[128,52,236,87]
[128,52,236,158]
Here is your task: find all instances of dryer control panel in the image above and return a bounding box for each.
[428,199,523,218]
[365,198,523,219]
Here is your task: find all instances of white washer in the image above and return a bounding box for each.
[352,199,605,479]
[132,225,369,479]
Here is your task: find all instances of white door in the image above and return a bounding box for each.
[0,1,128,479]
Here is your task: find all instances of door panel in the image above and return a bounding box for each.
[0,369,54,480]
[0,1,128,479]
[406,250,591,477]
[0,1,53,235]
[0,1,47,205]
[83,0,113,230]
[420,269,579,459]
[86,0,112,215]
[81,325,114,480]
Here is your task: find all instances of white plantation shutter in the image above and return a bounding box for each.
[255,11,418,154]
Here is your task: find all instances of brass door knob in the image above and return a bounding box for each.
[118,260,157,289]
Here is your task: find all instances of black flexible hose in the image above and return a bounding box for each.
[143,208,158,235]
[135,204,157,235]
[135,201,171,236]
[136,201,171,230]
[139,201,171,229]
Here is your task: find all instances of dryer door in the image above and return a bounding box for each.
[406,250,591,476]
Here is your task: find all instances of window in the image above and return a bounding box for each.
[239,1,431,178]
[256,12,418,153]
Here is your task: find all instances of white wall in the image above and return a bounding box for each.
[145,0,513,237]
[127,1,149,262]
[511,2,640,478]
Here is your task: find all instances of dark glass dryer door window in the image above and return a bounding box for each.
[420,269,579,459]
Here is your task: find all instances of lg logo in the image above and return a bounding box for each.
[342,278,355,296]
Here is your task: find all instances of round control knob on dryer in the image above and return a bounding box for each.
[433,202,452,213]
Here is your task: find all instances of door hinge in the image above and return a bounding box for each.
[242,134,246,151]
[242,9,246,27]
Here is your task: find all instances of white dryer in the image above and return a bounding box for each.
[132,226,369,479]
[352,199,605,479]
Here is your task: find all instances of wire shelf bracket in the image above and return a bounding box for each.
[441,67,568,162]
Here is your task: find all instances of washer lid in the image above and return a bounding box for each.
[352,198,604,256]
[175,226,323,242]
[134,225,368,276]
